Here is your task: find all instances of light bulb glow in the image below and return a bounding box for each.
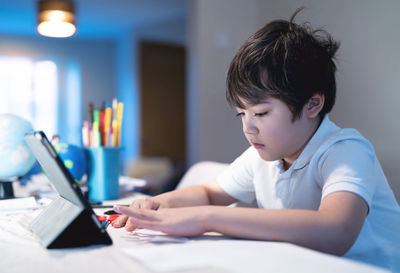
[37,20,76,38]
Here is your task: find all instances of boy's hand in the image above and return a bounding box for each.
[112,197,164,231]
[113,205,208,237]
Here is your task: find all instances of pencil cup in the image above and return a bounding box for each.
[86,147,121,201]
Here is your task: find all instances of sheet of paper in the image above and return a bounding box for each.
[122,239,388,273]
[111,228,188,245]
[119,176,147,192]
[0,207,40,246]
[131,228,189,243]
[0,196,38,213]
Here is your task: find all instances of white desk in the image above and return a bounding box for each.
[0,180,389,273]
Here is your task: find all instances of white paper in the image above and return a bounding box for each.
[0,208,40,245]
[116,228,189,244]
[119,176,147,191]
[133,228,189,243]
[0,196,38,213]
[122,239,388,273]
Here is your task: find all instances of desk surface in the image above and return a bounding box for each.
[0,180,389,273]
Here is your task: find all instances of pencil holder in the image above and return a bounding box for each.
[85,147,121,201]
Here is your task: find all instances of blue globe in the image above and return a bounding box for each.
[0,114,36,180]
[53,143,87,183]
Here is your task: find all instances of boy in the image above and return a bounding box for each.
[113,9,400,271]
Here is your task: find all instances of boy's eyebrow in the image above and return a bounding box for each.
[250,100,271,107]
[236,97,272,110]
[260,98,272,104]
[236,100,271,111]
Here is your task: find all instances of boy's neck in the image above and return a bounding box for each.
[282,116,323,171]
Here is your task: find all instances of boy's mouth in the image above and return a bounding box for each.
[251,141,264,149]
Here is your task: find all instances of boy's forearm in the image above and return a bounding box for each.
[152,185,212,208]
[203,206,353,256]
[150,178,236,208]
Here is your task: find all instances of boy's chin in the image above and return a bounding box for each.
[257,150,279,162]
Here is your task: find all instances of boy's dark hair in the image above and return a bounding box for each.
[226,7,340,120]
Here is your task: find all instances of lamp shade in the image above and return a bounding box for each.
[37,0,76,38]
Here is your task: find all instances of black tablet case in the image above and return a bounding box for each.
[24,131,112,248]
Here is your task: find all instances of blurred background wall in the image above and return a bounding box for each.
[187,0,400,200]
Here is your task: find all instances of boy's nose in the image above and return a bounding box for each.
[243,118,258,135]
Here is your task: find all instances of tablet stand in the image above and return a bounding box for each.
[24,131,112,249]
[30,195,112,248]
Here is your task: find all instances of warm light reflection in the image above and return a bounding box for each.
[47,10,68,21]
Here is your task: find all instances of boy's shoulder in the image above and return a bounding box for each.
[311,126,377,171]
[321,126,374,154]
[316,115,373,151]
[293,116,375,170]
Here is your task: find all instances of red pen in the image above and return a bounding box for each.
[107,214,120,222]
[96,214,120,223]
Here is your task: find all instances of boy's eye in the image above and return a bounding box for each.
[255,112,268,117]
[235,112,244,117]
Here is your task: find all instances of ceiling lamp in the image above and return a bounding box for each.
[37,0,76,38]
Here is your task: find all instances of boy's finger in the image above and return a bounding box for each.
[142,201,158,210]
[125,218,139,232]
[128,218,161,232]
[112,214,128,227]
[114,205,159,221]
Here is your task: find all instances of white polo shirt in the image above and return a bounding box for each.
[217,115,400,271]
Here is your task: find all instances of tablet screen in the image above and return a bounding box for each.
[24,131,85,207]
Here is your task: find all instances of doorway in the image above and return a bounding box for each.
[139,41,186,193]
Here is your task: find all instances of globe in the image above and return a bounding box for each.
[53,143,87,183]
[0,114,36,180]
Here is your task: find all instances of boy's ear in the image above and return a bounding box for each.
[306,94,324,118]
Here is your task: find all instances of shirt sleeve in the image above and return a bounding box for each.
[318,138,378,210]
[217,147,256,204]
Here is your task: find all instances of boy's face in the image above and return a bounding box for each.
[236,97,319,166]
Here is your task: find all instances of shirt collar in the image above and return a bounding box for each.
[291,115,340,170]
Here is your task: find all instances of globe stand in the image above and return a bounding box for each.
[0,182,14,199]
[0,180,16,199]
[0,176,23,199]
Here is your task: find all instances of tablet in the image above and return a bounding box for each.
[24,131,112,248]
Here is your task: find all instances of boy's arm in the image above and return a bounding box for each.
[112,179,238,230]
[206,191,368,255]
[114,191,368,256]
[155,178,239,208]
